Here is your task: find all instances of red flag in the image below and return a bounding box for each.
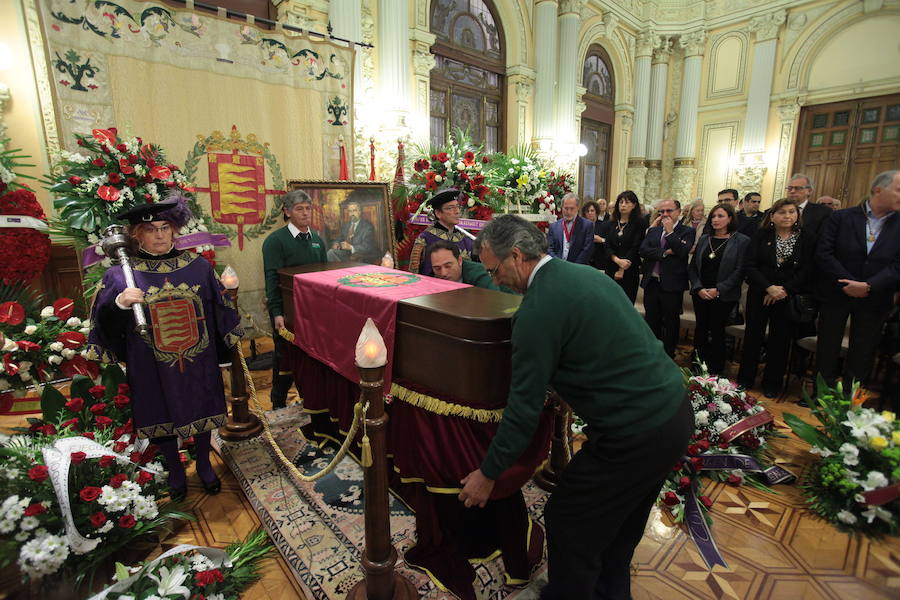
[393,140,406,185]
[368,139,376,181]
[338,139,349,181]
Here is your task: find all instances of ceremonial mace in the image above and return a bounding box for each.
[101,225,149,335]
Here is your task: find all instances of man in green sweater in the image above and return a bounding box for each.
[459,215,692,599]
[262,190,327,409]
[426,239,512,292]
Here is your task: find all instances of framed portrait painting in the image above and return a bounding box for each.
[285,180,396,265]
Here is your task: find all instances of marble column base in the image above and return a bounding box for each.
[626,165,648,199]
[671,165,698,205]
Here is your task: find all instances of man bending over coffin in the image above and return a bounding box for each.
[427,239,515,293]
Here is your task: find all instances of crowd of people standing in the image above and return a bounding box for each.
[555,170,900,401]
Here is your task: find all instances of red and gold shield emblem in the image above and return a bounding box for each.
[150,298,201,373]
[207,152,267,250]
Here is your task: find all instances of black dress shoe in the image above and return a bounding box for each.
[201,477,221,495]
[169,485,187,502]
[763,386,780,399]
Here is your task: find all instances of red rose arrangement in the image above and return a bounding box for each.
[0,186,51,285]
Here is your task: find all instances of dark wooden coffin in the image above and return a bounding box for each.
[278,262,521,406]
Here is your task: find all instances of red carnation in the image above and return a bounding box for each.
[118,158,134,174]
[58,331,86,349]
[98,455,115,468]
[70,451,86,464]
[65,397,84,412]
[727,473,742,485]
[136,470,153,485]
[113,441,127,453]
[94,415,113,429]
[91,157,106,167]
[107,172,122,184]
[61,417,79,430]
[116,143,127,152]
[700,495,714,509]
[129,451,143,464]
[718,442,729,449]
[662,491,680,506]
[125,177,137,188]
[89,511,107,528]
[109,473,128,489]
[678,475,692,489]
[697,440,711,451]
[671,462,683,472]
[24,503,46,516]
[118,383,130,395]
[690,457,704,470]
[117,515,136,529]
[82,431,95,440]
[79,486,102,502]
[89,402,107,415]
[436,152,449,162]
[88,384,106,398]
[113,394,129,409]
[128,154,138,164]
[68,175,82,186]
[195,569,225,587]
[464,151,475,162]
[482,156,491,163]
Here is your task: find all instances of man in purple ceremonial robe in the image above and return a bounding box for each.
[88,194,242,502]
[409,189,475,275]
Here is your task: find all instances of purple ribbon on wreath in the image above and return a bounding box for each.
[683,453,796,569]
[81,232,232,267]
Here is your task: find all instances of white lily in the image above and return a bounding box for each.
[147,564,191,598]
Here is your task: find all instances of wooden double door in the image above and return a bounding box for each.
[792,93,900,205]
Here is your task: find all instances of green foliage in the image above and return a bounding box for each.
[40,384,67,424]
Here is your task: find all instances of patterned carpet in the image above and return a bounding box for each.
[214,407,551,600]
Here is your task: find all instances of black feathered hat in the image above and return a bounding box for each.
[428,189,463,210]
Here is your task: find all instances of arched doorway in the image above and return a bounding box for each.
[429,0,505,152]
[579,44,615,202]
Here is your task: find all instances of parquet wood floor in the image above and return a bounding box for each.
[2,339,897,600]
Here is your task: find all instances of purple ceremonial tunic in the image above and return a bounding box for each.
[409,223,474,276]
[88,251,243,440]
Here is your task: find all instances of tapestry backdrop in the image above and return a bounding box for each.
[37,0,354,330]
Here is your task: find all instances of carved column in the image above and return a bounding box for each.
[736,10,786,194]
[411,30,437,139]
[329,0,362,178]
[555,0,583,146]
[626,31,654,195]
[773,101,800,203]
[644,36,672,202]
[672,30,706,204]
[533,0,559,144]
[508,66,536,148]
[353,6,377,180]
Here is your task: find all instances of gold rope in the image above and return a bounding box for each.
[236,343,364,482]
[390,382,505,423]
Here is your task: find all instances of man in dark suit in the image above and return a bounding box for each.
[327,200,379,263]
[548,193,594,264]
[639,199,697,357]
[737,192,763,236]
[786,174,831,239]
[816,170,900,387]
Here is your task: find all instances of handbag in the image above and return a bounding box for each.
[787,293,817,324]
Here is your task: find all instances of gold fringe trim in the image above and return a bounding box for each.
[390,382,505,423]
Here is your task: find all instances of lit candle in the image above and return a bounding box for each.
[355,318,387,368]
[220,265,239,290]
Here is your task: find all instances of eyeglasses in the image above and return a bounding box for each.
[785,186,810,191]
[658,208,676,214]
[485,262,502,279]
[440,204,461,212]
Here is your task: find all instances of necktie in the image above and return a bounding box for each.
[297,231,311,241]
[653,229,668,276]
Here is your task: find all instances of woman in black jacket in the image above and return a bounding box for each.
[689,203,751,374]
[737,198,813,397]
[597,191,644,303]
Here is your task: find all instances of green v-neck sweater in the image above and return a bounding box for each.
[262,226,327,318]
[481,257,686,479]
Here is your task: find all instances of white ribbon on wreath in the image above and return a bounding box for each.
[0,215,48,230]
[85,543,232,600]
[41,436,164,555]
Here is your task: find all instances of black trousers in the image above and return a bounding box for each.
[270,318,296,409]
[642,278,683,357]
[738,291,794,390]
[540,398,693,600]
[616,272,640,305]
[816,301,889,387]
[692,295,737,375]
